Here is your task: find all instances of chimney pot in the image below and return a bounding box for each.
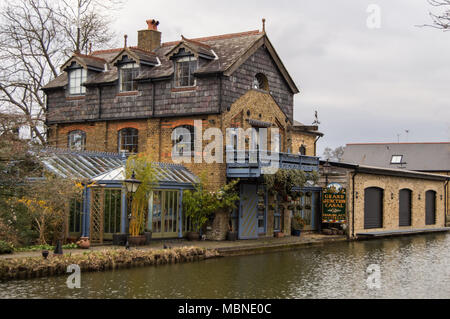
[146,19,159,31]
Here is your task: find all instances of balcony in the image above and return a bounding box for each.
[226,151,320,178]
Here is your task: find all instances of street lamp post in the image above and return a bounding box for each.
[123,171,142,249]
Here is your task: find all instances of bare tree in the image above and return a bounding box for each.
[424,0,450,30]
[323,146,345,162]
[0,0,123,144]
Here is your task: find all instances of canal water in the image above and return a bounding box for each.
[1,233,450,299]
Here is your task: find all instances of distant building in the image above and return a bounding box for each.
[339,142,450,229]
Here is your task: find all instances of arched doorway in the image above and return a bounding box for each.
[399,189,412,227]
[364,187,384,229]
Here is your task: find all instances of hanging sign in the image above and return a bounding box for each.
[322,183,347,224]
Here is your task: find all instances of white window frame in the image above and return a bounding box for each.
[68,68,87,96]
[175,56,197,88]
[119,63,139,92]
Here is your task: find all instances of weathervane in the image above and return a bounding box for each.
[313,110,321,125]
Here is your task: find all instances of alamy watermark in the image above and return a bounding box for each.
[366,264,381,290]
[367,4,381,29]
[171,120,281,175]
[67,264,81,289]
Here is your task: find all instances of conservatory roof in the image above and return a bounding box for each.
[37,148,199,187]
[38,148,125,180]
[93,163,199,187]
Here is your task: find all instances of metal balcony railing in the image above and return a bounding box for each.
[226,150,319,178]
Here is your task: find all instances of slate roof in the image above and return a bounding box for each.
[42,30,298,93]
[341,143,450,172]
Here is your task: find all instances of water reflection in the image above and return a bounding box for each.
[1,233,450,299]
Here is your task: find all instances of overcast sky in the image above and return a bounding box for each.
[112,0,450,155]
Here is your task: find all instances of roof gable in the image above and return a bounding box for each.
[60,53,106,72]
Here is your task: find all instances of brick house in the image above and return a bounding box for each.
[42,20,323,241]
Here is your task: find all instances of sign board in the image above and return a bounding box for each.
[322,183,347,224]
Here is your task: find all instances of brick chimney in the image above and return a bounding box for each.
[138,19,161,52]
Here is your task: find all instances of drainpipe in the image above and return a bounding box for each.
[151,80,156,117]
[351,167,359,239]
[314,136,321,157]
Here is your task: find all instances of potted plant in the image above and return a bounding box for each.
[291,214,305,237]
[184,177,240,242]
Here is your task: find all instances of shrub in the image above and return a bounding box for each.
[0,241,14,255]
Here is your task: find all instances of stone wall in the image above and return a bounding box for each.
[291,131,317,156]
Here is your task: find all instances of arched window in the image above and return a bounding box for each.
[299,145,307,156]
[425,190,436,225]
[364,187,384,229]
[118,128,139,154]
[253,73,269,91]
[68,130,86,151]
[172,125,195,157]
[399,189,412,227]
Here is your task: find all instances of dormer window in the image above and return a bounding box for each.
[68,68,87,96]
[175,56,197,87]
[120,63,139,92]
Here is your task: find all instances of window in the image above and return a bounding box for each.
[253,73,269,91]
[274,195,282,233]
[104,189,122,235]
[68,130,86,151]
[172,125,195,157]
[69,68,87,95]
[69,199,83,234]
[175,56,197,87]
[391,155,403,164]
[118,128,139,153]
[120,63,139,92]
